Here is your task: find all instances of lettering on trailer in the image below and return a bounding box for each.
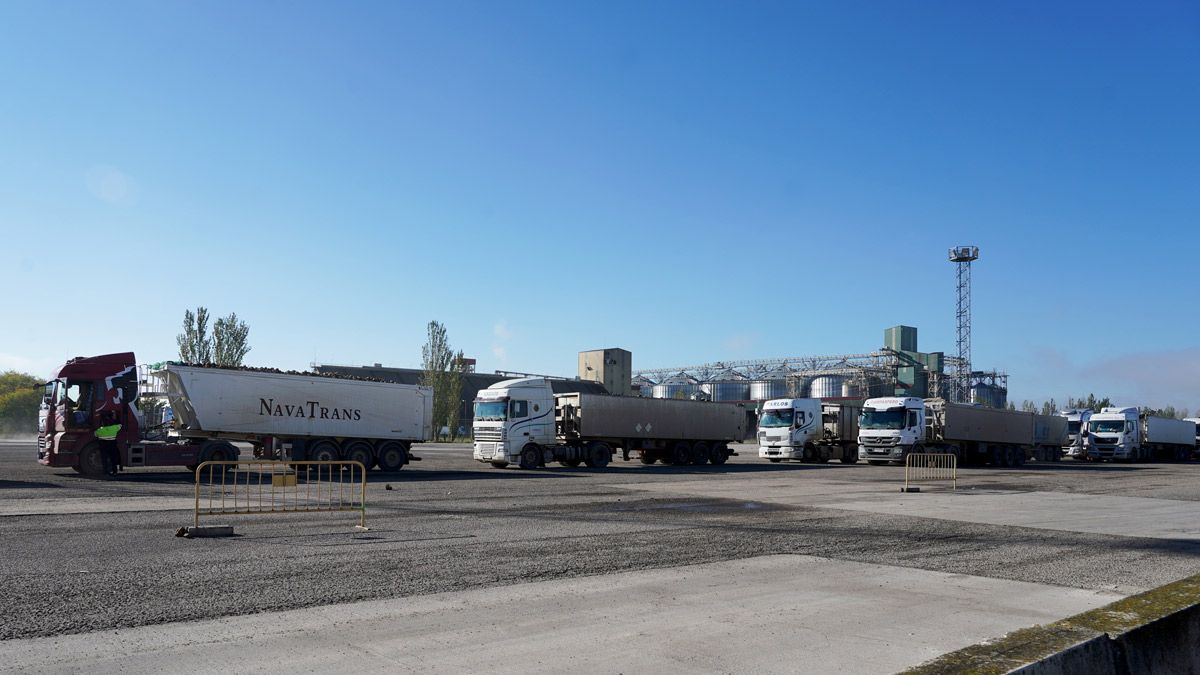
[258,398,363,421]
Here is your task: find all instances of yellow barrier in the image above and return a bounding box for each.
[194,461,367,529]
[903,453,957,492]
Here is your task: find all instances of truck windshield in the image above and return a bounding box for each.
[860,410,906,430]
[1091,420,1124,434]
[474,401,508,421]
[759,409,794,428]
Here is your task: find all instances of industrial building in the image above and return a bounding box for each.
[632,325,1009,409]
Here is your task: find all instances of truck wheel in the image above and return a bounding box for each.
[376,441,408,472]
[519,445,540,470]
[584,442,611,468]
[840,446,859,464]
[690,442,710,465]
[710,443,730,465]
[668,442,691,466]
[638,453,656,465]
[343,441,374,471]
[76,442,105,477]
[309,440,340,463]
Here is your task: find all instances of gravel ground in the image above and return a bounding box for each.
[3,440,1200,640]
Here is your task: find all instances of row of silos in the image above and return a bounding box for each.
[634,371,893,401]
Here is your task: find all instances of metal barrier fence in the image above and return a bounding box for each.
[194,461,367,529]
[903,452,957,492]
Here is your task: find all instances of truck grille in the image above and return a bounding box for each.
[474,428,502,442]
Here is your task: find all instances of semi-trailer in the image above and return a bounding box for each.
[1057,408,1093,460]
[472,377,746,469]
[37,353,433,476]
[857,397,1066,467]
[1086,407,1195,462]
[756,398,860,464]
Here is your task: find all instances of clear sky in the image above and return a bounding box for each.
[1,1,1197,410]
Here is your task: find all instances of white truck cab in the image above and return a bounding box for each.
[1057,408,1092,460]
[472,378,556,466]
[858,397,925,463]
[757,398,822,462]
[1087,407,1139,460]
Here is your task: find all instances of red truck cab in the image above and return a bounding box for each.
[38,352,143,475]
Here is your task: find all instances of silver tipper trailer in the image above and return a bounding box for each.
[925,399,1064,466]
[556,392,747,466]
[162,365,433,471]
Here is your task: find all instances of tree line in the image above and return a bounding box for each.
[1012,394,1191,420]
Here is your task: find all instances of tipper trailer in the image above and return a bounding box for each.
[472,377,746,469]
[37,353,433,476]
[857,397,1066,467]
[757,398,860,464]
[1086,408,1195,462]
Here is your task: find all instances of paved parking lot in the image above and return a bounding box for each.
[3,440,1199,673]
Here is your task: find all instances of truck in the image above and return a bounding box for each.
[757,398,859,464]
[1057,409,1093,460]
[472,377,746,469]
[37,353,433,476]
[1186,419,1200,459]
[1086,407,1195,462]
[857,397,1066,467]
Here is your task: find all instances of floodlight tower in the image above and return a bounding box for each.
[948,245,979,403]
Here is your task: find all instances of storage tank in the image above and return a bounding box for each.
[632,375,656,398]
[704,381,751,402]
[653,373,701,400]
[788,375,812,398]
[842,379,862,398]
[809,375,846,399]
[971,383,999,409]
[750,366,792,401]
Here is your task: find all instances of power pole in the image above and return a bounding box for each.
[948,246,979,403]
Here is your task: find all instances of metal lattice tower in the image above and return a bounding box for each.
[948,246,979,403]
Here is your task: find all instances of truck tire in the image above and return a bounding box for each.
[840,446,859,464]
[584,442,611,468]
[377,441,408,472]
[76,442,105,477]
[519,445,540,470]
[690,442,710,465]
[710,443,730,465]
[308,440,340,463]
[639,452,657,465]
[668,442,691,466]
[343,441,374,471]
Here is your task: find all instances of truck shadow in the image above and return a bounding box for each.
[0,480,64,490]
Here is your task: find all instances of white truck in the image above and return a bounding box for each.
[857,397,1065,467]
[1086,407,1195,462]
[38,354,433,475]
[757,398,859,464]
[472,377,746,469]
[1057,408,1093,460]
[1186,419,1200,459]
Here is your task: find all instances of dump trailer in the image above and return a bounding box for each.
[1087,408,1195,462]
[37,353,432,476]
[858,397,1066,467]
[756,398,859,464]
[472,377,746,469]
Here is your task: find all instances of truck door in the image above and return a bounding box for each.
[509,399,554,445]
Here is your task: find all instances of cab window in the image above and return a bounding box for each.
[907,410,919,428]
[510,400,529,419]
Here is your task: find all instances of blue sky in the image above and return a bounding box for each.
[1,1,1197,409]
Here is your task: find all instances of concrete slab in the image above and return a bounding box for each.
[0,496,196,517]
[0,554,1122,674]
[623,479,1200,541]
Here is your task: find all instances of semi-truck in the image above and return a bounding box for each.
[1057,409,1093,460]
[472,377,746,469]
[757,398,860,464]
[857,397,1066,467]
[1086,407,1195,462]
[37,353,433,476]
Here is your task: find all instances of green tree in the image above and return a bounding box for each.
[176,307,212,364]
[0,371,43,436]
[1021,400,1037,413]
[419,321,464,442]
[212,312,251,367]
[1040,398,1058,416]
